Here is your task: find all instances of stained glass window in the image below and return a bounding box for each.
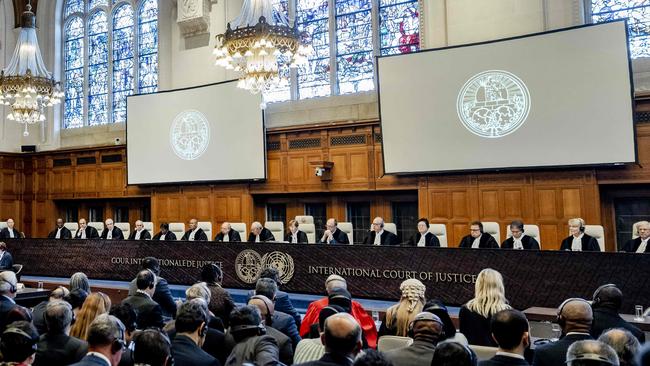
[64,17,85,129]
[265,0,292,103]
[65,0,84,16]
[297,0,331,99]
[112,4,134,123]
[592,1,650,58]
[88,11,108,125]
[379,0,420,56]
[336,0,374,94]
[138,0,159,94]
[88,0,107,9]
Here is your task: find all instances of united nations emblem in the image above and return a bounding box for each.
[457,70,530,138]
[235,250,263,284]
[169,110,210,160]
[262,251,295,285]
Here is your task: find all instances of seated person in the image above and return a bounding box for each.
[622,221,650,253]
[100,219,124,240]
[0,218,21,239]
[248,222,275,242]
[479,309,531,366]
[565,340,619,366]
[384,312,444,366]
[590,284,645,342]
[226,305,281,366]
[132,329,173,366]
[285,219,308,244]
[598,329,640,366]
[0,321,39,366]
[152,223,177,241]
[128,220,151,240]
[501,220,540,250]
[74,218,99,239]
[247,295,294,364]
[422,300,459,343]
[0,242,13,271]
[122,270,164,329]
[407,218,440,247]
[362,217,399,246]
[432,342,478,366]
[214,222,241,242]
[47,218,72,239]
[318,219,350,245]
[458,221,499,249]
[33,300,88,366]
[379,279,426,337]
[180,219,208,241]
[560,218,600,251]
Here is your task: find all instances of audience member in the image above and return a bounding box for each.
[48,218,72,239]
[286,219,309,244]
[70,272,91,294]
[362,217,399,246]
[6,305,33,325]
[560,218,600,251]
[33,300,88,366]
[379,278,426,337]
[70,292,112,341]
[247,294,294,364]
[100,219,124,240]
[0,242,14,270]
[319,219,350,245]
[422,300,459,343]
[248,221,275,242]
[214,222,241,242]
[353,350,394,366]
[225,305,280,366]
[74,219,99,239]
[385,312,444,366]
[109,303,137,366]
[294,306,345,364]
[598,329,640,366]
[458,221,499,249]
[590,284,645,342]
[252,267,301,328]
[532,298,594,366]
[565,340,619,366]
[459,268,510,346]
[0,321,39,366]
[122,269,164,329]
[132,329,173,366]
[254,277,301,347]
[152,223,177,241]
[128,257,177,319]
[200,263,235,328]
[479,309,530,366]
[171,301,219,366]
[181,219,208,241]
[69,314,126,366]
[636,343,650,366]
[128,220,151,240]
[64,288,88,318]
[294,313,362,366]
[407,218,440,247]
[1,219,21,239]
[0,271,21,332]
[32,286,69,335]
[431,342,478,366]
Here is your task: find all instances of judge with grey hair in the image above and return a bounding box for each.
[100,219,124,240]
[248,221,275,242]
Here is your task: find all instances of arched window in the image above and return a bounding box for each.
[591,1,650,58]
[62,0,158,129]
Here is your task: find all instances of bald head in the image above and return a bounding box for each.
[248,295,275,323]
[322,313,362,356]
[189,219,198,230]
[559,299,593,333]
[221,222,231,234]
[598,329,640,366]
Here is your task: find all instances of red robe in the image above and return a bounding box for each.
[299,297,378,349]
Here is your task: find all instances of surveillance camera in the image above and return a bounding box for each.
[114,137,121,145]
[315,167,324,177]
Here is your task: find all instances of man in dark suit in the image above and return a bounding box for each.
[131,329,173,366]
[458,221,500,249]
[407,218,440,247]
[248,221,275,242]
[293,313,362,366]
[0,218,21,239]
[0,321,39,365]
[100,219,124,240]
[532,298,594,366]
[590,284,645,342]
[127,257,177,320]
[171,301,219,366]
[33,300,88,366]
[70,314,126,366]
[0,242,13,271]
[48,218,72,239]
[385,312,444,366]
[251,268,301,328]
[0,271,20,332]
[319,219,350,245]
[152,223,177,241]
[362,217,399,246]
[181,219,208,241]
[128,220,151,240]
[226,305,281,366]
[560,218,600,251]
[32,286,69,335]
[122,270,164,330]
[501,220,540,250]
[478,309,530,366]
[622,221,650,253]
[214,222,241,242]
[248,295,294,364]
[252,280,301,348]
[75,219,100,239]
[285,219,309,243]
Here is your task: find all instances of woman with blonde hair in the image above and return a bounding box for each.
[69,292,111,340]
[379,278,426,337]
[459,268,511,346]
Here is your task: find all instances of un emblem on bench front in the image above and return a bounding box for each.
[235,249,295,285]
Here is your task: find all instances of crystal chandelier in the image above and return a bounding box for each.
[0,2,63,136]
[213,0,311,107]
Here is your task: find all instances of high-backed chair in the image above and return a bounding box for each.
[88,222,105,235]
[265,222,284,242]
[198,222,212,240]
[470,345,498,361]
[230,223,247,240]
[377,336,413,352]
[115,223,130,239]
[169,223,185,239]
[300,223,316,243]
[63,222,79,233]
[584,225,605,251]
[0,222,6,231]
[384,223,397,236]
[428,224,448,247]
[482,222,501,243]
[143,222,154,234]
[295,215,314,225]
[505,224,541,248]
[338,222,354,244]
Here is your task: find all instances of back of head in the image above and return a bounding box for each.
[50,286,70,300]
[323,313,362,356]
[6,306,33,324]
[136,269,156,291]
[387,278,426,336]
[353,349,395,366]
[0,321,38,363]
[200,263,222,284]
[0,271,17,295]
[325,274,347,294]
[319,305,346,333]
[71,292,112,339]
[598,329,640,366]
[176,300,208,334]
[410,312,444,343]
[229,304,263,343]
[70,272,90,293]
[64,288,88,310]
[141,257,161,276]
[110,303,137,334]
[559,298,594,331]
[566,340,620,366]
[328,287,352,313]
[45,300,74,334]
[431,341,477,366]
[259,268,280,284]
[255,277,278,300]
[133,329,172,366]
[185,282,211,303]
[87,314,125,350]
[467,268,510,318]
[592,285,623,310]
[490,309,529,350]
[424,299,456,339]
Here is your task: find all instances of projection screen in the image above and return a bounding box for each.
[127,81,265,185]
[378,21,636,174]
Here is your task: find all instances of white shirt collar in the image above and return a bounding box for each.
[2,295,15,304]
[566,332,591,336]
[496,351,525,360]
[87,352,112,366]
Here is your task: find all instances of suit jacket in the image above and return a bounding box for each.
[152,231,177,241]
[100,227,124,240]
[246,289,302,330]
[181,228,208,241]
[319,228,350,245]
[0,251,13,271]
[128,277,177,319]
[532,333,592,366]
[248,228,276,242]
[501,235,540,250]
[384,340,436,366]
[362,230,400,246]
[214,229,242,242]
[75,226,99,239]
[0,227,20,239]
[559,234,600,251]
[621,237,650,253]
[206,282,236,328]
[458,234,500,249]
[167,321,230,365]
[32,300,48,335]
[293,352,354,366]
[407,232,440,247]
[33,332,88,366]
[224,334,280,366]
[128,229,151,240]
[0,295,18,332]
[459,305,497,347]
[285,230,309,244]
[271,310,301,349]
[591,307,645,342]
[172,334,221,366]
[47,227,72,239]
[479,355,529,366]
[121,292,164,329]
[70,354,113,366]
[266,326,294,365]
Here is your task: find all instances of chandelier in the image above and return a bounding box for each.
[0,2,63,136]
[214,0,311,107]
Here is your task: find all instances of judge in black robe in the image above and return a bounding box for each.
[247,222,275,242]
[0,219,21,239]
[47,219,72,239]
[407,218,440,247]
[560,218,600,251]
[74,219,100,239]
[152,223,177,241]
[214,222,242,242]
[128,223,151,240]
[501,220,540,250]
[362,217,400,246]
[621,221,650,252]
[318,219,350,244]
[180,219,208,241]
[458,221,499,248]
[285,219,308,243]
[100,220,124,240]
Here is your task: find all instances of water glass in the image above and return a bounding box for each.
[635,305,644,321]
[37,281,43,290]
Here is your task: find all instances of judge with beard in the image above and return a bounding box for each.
[74,218,99,239]
[501,220,540,250]
[48,218,72,239]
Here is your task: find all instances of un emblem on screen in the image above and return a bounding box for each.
[235,249,295,285]
[457,70,530,138]
[169,110,210,160]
